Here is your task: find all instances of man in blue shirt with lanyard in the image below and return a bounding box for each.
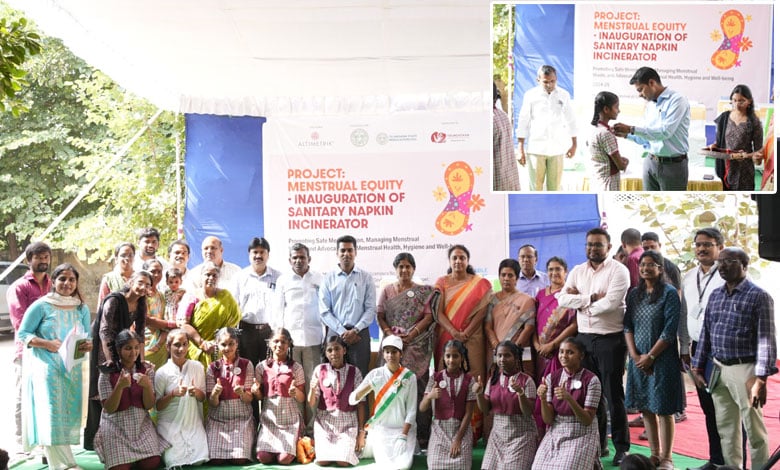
[614,67,691,191]
[692,247,776,469]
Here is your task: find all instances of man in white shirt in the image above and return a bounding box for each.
[516,65,578,191]
[186,235,242,290]
[679,228,726,470]
[231,237,281,366]
[557,227,630,466]
[275,242,324,435]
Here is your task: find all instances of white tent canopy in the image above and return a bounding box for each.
[8,0,491,116]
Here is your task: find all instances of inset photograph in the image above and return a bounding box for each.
[492,2,775,192]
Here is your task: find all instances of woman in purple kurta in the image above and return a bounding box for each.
[532,337,601,470]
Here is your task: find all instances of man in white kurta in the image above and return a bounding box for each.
[516,65,578,191]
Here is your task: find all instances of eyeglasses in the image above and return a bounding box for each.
[638,263,661,269]
[719,258,742,266]
[694,242,715,248]
[585,243,606,249]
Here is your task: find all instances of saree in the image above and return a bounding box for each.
[486,291,536,352]
[433,275,492,441]
[761,117,774,191]
[144,290,168,369]
[377,283,435,378]
[433,275,492,379]
[187,289,241,369]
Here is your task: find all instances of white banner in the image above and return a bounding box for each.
[575,3,773,119]
[263,111,507,286]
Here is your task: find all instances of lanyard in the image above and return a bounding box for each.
[696,266,716,304]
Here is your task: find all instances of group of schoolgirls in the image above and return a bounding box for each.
[92,326,596,470]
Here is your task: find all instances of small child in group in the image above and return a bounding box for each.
[589,91,629,191]
[206,327,256,465]
[163,268,186,323]
[307,335,365,466]
[349,335,417,470]
[94,329,169,470]
[419,340,476,470]
[252,328,305,465]
[476,341,538,470]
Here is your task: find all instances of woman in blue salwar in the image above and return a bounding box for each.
[18,264,92,470]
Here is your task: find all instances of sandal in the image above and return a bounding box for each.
[658,458,674,470]
[649,455,661,468]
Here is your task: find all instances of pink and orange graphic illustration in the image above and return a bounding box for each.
[711,9,752,70]
[434,161,484,236]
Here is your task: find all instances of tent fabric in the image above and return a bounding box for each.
[184,114,266,266]
[8,0,492,117]
[508,194,600,269]
[512,4,575,140]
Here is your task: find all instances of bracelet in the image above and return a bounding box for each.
[411,326,419,336]
[648,354,656,361]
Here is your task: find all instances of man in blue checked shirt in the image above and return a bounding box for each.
[692,247,777,469]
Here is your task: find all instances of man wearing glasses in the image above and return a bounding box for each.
[678,228,726,470]
[558,227,631,466]
[691,246,776,470]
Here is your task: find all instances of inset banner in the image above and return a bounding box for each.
[575,3,773,118]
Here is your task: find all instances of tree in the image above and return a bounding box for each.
[0,6,41,115]
[0,12,183,262]
[622,193,766,279]
[492,4,513,111]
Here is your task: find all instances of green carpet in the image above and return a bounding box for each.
[10,441,707,470]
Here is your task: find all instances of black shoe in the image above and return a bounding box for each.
[686,463,719,470]
[612,451,627,466]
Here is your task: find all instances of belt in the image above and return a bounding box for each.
[239,321,270,331]
[651,154,687,163]
[715,356,755,366]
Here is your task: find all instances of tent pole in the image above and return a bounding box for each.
[0,109,164,282]
[175,113,183,237]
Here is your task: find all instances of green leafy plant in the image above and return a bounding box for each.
[622,193,765,278]
[0,10,41,115]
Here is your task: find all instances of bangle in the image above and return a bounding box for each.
[648,354,656,361]
[411,326,419,336]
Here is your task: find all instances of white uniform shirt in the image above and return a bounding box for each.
[274,269,324,347]
[185,260,243,291]
[680,263,725,355]
[557,257,629,335]
[515,86,578,156]
[231,266,281,324]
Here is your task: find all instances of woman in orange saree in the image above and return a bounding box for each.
[433,244,493,442]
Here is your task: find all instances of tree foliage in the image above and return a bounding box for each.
[622,194,766,279]
[492,3,513,111]
[0,5,41,115]
[0,11,184,262]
